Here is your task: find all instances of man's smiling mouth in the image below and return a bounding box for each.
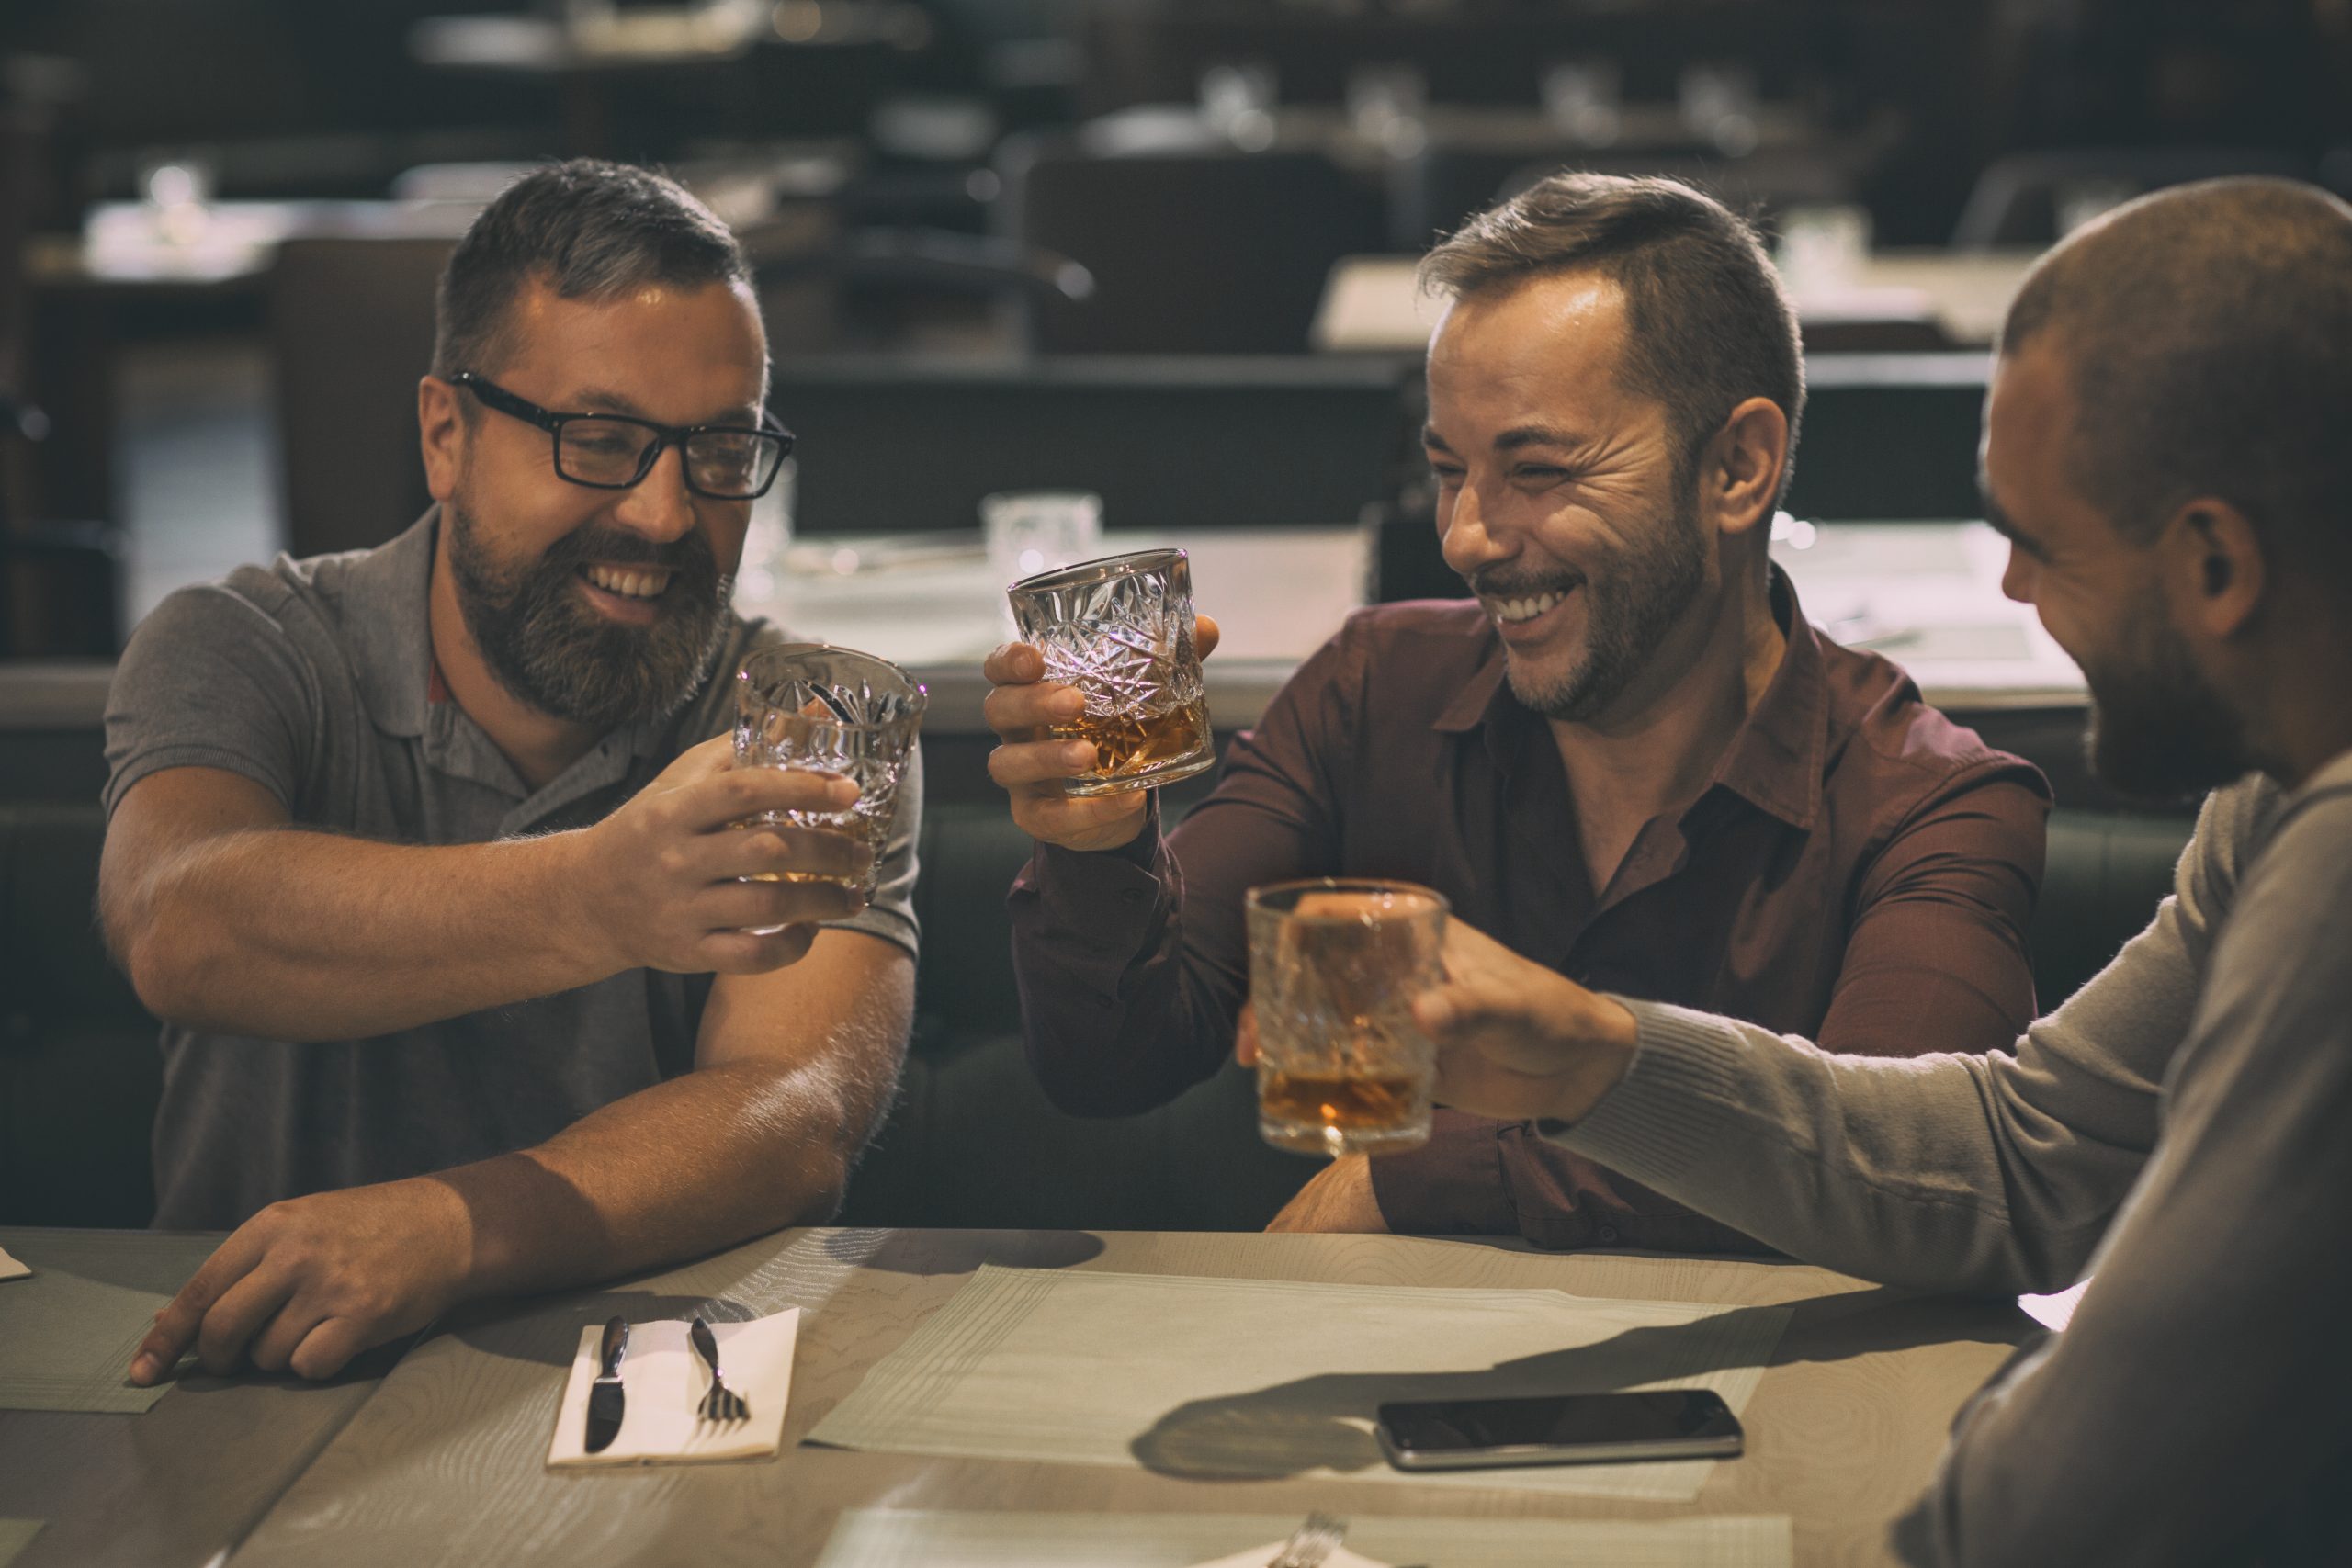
[582,564,673,600]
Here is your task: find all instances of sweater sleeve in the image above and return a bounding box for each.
[1894,774,2352,1566]
[1545,776,2267,1296]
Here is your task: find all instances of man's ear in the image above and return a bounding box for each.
[1702,396,1791,544]
[418,376,464,503]
[2160,499,2265,642]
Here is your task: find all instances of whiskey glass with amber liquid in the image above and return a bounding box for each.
[1005,548,1215,796]
[1246,878,1448,1156]
[732,644,925,929]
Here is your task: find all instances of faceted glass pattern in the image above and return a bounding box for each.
[1005,548,1215,796]
[733,644,925,899]
[1246,880,1449,1157]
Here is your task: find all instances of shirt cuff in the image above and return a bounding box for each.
[1368,1109,1520,1235]
[1015,800,1173,960]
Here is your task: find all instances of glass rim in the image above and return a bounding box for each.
[736,641,929,727]
[1006,547,1188,598]
[1245,877,1450,919]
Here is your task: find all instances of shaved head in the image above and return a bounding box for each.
[2000,177,2352,577]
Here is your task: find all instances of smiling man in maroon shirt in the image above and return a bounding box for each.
[983,173,2049,1248]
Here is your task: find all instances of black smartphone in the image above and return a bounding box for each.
[1374,1390,1744,1471]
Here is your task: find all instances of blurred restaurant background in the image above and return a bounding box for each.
[1,0,2347,1224]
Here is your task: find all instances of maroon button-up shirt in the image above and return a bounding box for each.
[1010,572,2050,1252]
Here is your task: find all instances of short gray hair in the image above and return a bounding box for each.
[1420,172,1804,502]
[431,159,751,381]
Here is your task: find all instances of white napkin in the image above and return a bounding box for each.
[0,1246,27,1281]
[546,1309,799,1467]
[1185,1546,1391,1568]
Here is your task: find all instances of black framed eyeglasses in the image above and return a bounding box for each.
[451,371,794,501]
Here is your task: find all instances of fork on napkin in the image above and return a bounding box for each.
[546,1307,799,1467]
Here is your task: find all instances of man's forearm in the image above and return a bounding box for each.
[130,826,606,1038]
[449,1050,890,1299]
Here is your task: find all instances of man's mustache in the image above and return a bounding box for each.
[542,525,717,578]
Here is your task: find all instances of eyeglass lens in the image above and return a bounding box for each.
[556,418,784,497]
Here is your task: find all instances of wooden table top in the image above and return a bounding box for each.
[0,1227,2035,1568]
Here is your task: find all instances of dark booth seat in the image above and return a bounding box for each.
[0,790,2194,1235]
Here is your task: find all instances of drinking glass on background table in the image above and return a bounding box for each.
[1006,548,1215,796]
[982,490,1102,583]
[732,644,925,924]
[1247,879,1448,1156]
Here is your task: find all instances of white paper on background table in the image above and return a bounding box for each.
[806,1267,1790,1503]
[0,1244,28,1281]
[546,1308,799,1466]
[811,1508,1795,1568]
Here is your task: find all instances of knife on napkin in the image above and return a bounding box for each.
[584,1317,629,1454]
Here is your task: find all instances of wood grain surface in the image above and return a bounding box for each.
[0,1226,392,1568]
[226,1229,2034,1568]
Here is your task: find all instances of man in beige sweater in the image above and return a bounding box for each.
[1338,178,2352,1564]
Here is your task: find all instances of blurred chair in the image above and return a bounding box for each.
[1,100,125,658]
[997,133,1386,354]
[1400,144,1858,249]
[269,236,451,558]
[1951,148,2312,251]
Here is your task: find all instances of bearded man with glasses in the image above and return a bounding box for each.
[96,160,921,1385]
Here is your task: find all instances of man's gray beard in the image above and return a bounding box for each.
[2080,586,2254,804]
[445,499,732,733]
[1501,487,1709,724]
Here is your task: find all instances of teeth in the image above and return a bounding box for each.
[1489,590,1566,625]
[585,564,673,600]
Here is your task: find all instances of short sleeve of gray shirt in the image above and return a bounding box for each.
[103,524,920,1228]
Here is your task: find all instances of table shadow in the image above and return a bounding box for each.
[1131,1285,2020,1480]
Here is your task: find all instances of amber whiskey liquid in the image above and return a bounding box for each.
[1257,1067,1431,1156]
[730,807,888,908]
[1056,692,1214,796]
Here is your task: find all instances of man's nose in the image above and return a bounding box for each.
[609,441,697,543]
[1438,481,1511,581]
[1999,539,2036,605]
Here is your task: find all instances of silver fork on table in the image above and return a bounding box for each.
[1266,1512,1345,1568]
[689,1315,750,1426]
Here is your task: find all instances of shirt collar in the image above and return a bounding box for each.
[1427,564,1829,831]
[339,507,442,740]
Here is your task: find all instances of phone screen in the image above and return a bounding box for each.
[1377,1390,1739,1454]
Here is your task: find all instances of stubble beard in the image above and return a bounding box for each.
[2078,581,2253,803]
[444,497,733,733]
[1496,474,1710,724]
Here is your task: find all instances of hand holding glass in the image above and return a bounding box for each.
[1247,879,1449,1156]
[732,645,923,928]
[1005,548,1215,796]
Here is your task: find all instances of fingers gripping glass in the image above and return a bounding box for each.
[451,372,793,500]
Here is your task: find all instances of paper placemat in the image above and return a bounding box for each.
[0,1245,28,1281]
[547,1309,800,1466]
[0,1229,219,1413]
[808,1267,1790,1503]
[813,1508,1795,1567]
[0,1521,43,1568]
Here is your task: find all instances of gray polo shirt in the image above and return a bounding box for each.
[102,510,921,1230]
